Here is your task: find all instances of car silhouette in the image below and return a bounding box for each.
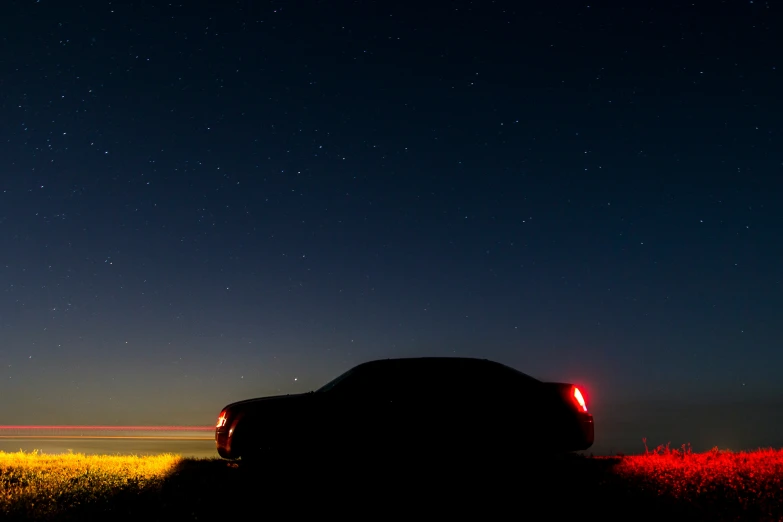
[215,356,594,463]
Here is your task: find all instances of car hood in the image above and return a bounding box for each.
[224,391,315,410]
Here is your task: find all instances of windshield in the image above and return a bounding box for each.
[315,367,356,393]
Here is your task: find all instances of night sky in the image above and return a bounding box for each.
[1,1,781,452]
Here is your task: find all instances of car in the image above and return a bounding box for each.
[215,356,594,463]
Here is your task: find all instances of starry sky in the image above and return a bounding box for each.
[1,1,781,451]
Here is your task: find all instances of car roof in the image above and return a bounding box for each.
[357,356,491,367]
[354,357,535,376]
[353,356,540,382]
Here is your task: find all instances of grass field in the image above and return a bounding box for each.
[1,445,782,521]
[608,443,783,520]
[0,451,180,520]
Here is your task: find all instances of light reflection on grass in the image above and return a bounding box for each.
[610,443,783,517]
[2,445,783,520]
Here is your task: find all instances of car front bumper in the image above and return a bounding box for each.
[215,427,234,459]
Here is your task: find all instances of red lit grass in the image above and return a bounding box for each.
[609,442,783,518]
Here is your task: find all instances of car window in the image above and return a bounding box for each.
[319,363,393,396]
[450,360,539,396]
[317,359,539,397]
[487,363,541,393]
[401,363,462,396]
[321,361,438,397]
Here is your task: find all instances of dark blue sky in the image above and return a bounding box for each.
[1,0,781,445]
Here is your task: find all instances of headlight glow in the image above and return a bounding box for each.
[216,411,228,428]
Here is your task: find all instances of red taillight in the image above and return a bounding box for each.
[216,411,228,428]
[573,387,587,412]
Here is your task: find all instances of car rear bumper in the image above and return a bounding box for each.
[547,411,594,451]
[578,412,594,450]
[563,413,595,451]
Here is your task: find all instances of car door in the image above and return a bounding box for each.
[322,364,400,451]
[442,361,529,447]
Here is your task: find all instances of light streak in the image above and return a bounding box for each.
[0,425,213,431]
[0,435,215,441]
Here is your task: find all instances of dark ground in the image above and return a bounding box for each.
[26,450,736,522]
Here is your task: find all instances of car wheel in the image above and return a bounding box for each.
[241,439,290,468]
[241,447,263,467]
[232,428,265,466]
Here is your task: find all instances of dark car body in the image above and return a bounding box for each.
[215,357,594,461]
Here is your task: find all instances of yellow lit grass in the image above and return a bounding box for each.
[0,450,182,519]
